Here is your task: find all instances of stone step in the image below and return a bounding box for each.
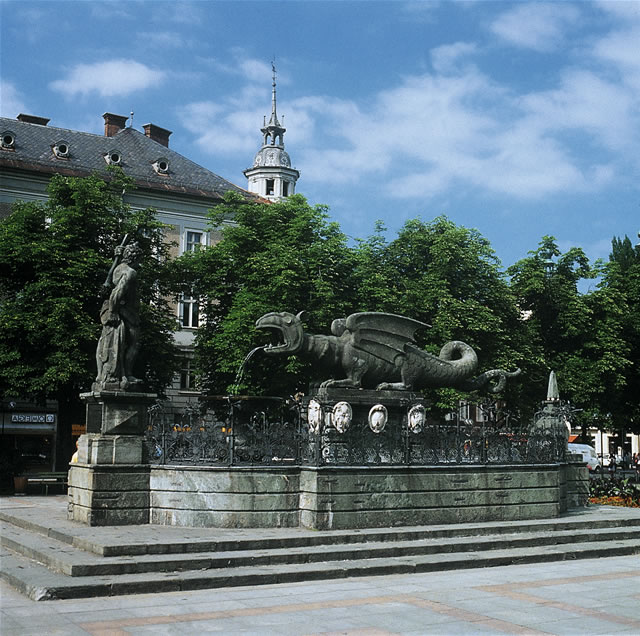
[3,506,640,557]
[2,519,640,578]
[2,536,639,601]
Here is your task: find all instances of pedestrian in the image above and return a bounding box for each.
[609,454,617,478]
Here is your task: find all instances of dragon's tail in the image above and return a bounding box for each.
[460,368,521,394]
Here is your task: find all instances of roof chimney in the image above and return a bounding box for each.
[17,114,50,126]
[103,113,128,137]
[143,123,172,148]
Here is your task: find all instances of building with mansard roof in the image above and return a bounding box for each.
[0,111,260,469]
[0,112,255,217]
[0,111,259,351]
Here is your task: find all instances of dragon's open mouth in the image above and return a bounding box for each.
[255,312,304,354]
[261,325,289,352]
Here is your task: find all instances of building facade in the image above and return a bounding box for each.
[0,111,258,471]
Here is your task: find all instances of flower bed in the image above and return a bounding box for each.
[589,477,640,508]
[589,496,640,508]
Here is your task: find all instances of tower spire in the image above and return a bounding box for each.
[243,61,300,200]
[269,61,280,127]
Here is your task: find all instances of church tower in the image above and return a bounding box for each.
[244,64,299,200]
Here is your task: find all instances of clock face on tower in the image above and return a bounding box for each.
[281,154,290,167]
[254,154,263,165]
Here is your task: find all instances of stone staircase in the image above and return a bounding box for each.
[2,499,640,601]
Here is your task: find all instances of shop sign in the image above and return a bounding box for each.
[11,413,56,423]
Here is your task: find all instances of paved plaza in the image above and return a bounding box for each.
[2,548,639,635]
[2,496,640,634]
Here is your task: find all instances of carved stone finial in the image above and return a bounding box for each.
[546,370,560,402]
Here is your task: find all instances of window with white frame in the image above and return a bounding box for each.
[179,358,196,390]
[185,230,204,253]
[180,294,199,328]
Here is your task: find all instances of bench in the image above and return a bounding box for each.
[24,472,68,495]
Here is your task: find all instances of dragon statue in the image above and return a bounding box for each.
[256,311,520,394]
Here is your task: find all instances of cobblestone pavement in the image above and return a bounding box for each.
[2,553,639,635]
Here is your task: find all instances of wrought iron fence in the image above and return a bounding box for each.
[144,396,302,466]
[144,397,567,467]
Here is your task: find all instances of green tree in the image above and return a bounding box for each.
[594,234,640,437]
[353,216,528,410]
[0,170,179,467]
[184,206,527,406]
[179,193,357,395]
[505,236,627,422]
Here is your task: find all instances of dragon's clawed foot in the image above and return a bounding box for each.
[376,382,409,391]
[320,378,361,389]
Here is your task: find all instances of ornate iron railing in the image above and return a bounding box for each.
[144,397,567,467]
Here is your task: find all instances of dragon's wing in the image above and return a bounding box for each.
[345,313,430,365]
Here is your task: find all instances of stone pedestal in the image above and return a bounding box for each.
[68,460,150,526]
[81,390,157,435]
[303,388,429,466]
[309,387,427,426]
[68,391,155,526]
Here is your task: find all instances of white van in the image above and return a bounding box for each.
[568,443,602,473]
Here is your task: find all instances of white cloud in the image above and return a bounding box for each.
[50,60,166,98]
[178,55,298,159]
[431,42,477,74]
[0,81,27,118]
[239,58,273,84]
[490,3,580,52]
[180,27,637,205]
[593,23,640,93]
[293,63,625,200]
[520,70,637,152]
[179,101,260,156]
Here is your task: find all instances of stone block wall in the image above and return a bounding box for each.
[149,466,301,527]
[565,454,590,509]
[299,465,565,530]
[68,463,150,526]
[141,463,575,529]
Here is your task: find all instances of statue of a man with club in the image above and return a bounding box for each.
[94,236,143,391]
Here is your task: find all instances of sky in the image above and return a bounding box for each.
[2,0,639,280]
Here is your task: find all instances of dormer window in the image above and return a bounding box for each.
[1,130,16,150]
[52,140,70,159]
[152,157,169,175]
[104,150,122,165]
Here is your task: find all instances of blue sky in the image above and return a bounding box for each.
[2,0,639,278]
